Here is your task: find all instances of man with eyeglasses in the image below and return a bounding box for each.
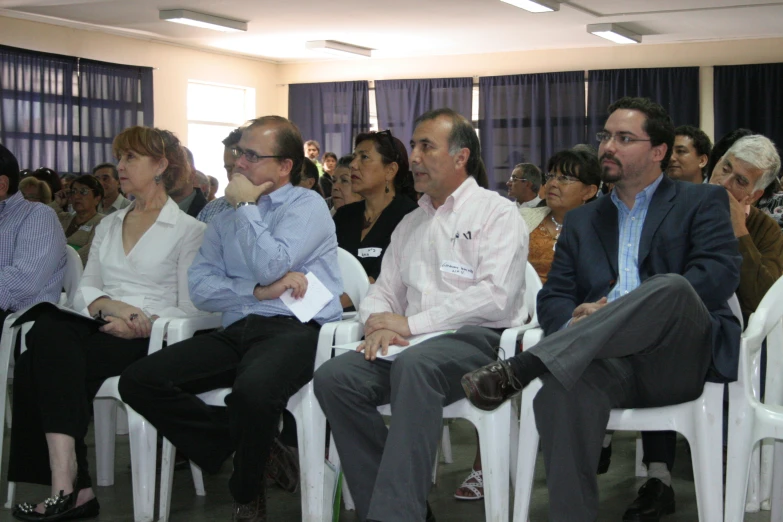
[462,97,742,521]
[119,116,342,522]
[507,162,543,208]
[198,127,242,224]
[93,162,130,215]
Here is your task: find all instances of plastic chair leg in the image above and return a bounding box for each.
[116,407,130,435]
[191,462,206,496]
[747,444,761,512]
[5,392,11,429]
[761,438,775,510]
[127,406,157,522]
[477,401,510,522]
[635,436,648,478]
[291,384,326,522]
[441,424,453,464]
[513,378,542,522]
[771,440,783,522]
[158,438,177,522]
[93,398,118,487]
[725,412,756,521]
[5,481,16,509]
[689,385,724,522]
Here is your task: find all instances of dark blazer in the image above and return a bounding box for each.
[186,188,208,218]
[538,176,743,381]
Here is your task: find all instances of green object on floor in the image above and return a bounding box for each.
[332,471,343,522]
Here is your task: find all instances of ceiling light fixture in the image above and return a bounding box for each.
[305,40,373,58]
[587,23,642,44]
[159,9,247,32]
[500,0,560,13]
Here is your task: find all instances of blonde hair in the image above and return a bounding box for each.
[112,126,188,192]
[19,176,52,204]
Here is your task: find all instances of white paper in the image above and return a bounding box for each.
[440,260,475,279]
[358,247,382,258]
[334,331,454,361]
[280,272,334,323]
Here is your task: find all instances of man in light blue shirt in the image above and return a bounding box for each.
[120,116,342,522]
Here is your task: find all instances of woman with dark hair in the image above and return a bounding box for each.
[32,167,63,195]
[454,149,601,501]
[297,157,325,197]
[56,175,105,266]
[333,130,417,289]
[9,126,205,522]
[321,152,338,198]
[330,154,362,215]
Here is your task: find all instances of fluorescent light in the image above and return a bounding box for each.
[500,0,560,12]
[587,23,641,44]
[306,40,373,58]
[159,9,247,33]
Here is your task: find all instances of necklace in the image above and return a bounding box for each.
[550,215,563,251]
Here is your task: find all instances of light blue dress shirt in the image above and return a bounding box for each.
[188,183,343,328]
[607,174,664,303]
[197,196,233,224]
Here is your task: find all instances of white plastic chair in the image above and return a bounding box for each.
[725,276,783,522]
[513,295,743,522]
[338,262,543,522]
[158,248,370,522]
[0,245,83,504]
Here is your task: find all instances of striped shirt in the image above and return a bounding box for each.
[607,174,664,302]
[197,196,232,224]
[188,183,343,328]
[0,192,67,311]
[360,176,529,335]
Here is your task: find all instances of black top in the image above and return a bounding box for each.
[333,196,418,280]
[186,188,208,218]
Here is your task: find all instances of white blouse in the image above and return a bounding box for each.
[73,198,206,319]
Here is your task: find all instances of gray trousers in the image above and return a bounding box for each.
[313,326,498,522]
[529,274,714,521]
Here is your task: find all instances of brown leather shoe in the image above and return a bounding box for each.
[232,494,267,522]
[461,359,522,412]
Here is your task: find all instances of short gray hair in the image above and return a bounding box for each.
[724,135,781,191]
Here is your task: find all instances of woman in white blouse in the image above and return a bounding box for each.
[9,126,205,522]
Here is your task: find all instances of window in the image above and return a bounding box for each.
[187,81,255,197]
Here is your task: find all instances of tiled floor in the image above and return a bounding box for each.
[0,420,772,521]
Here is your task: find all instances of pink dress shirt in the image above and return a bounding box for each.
[359,176,530,335]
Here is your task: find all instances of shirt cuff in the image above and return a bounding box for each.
[406,312,430,336]
[77,286,108,313]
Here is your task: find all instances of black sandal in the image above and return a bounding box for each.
[12,490,99,522]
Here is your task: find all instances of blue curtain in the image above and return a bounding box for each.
[714,63,783,149]
[288,81,370,157]
[0,45,76,174]
[587,67,700,141]
[77,59,154,172]
[479,72,585,191]
[375,77,473,146]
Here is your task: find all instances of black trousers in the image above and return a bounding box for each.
[118,314,320,503]
[7,308,149,487]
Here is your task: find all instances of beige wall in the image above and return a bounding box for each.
[0,15,280,143]
[279,38,783,140]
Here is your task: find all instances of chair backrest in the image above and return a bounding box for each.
[62,245,84,308]
[524,262,544,326]
[337,248,371,310]
[741,277,783,406]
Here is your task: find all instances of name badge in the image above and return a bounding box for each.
[358,247,382,258]
[440,260,475,279]
[78,225,93,232]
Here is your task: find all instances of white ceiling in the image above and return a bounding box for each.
[2,0,783,63]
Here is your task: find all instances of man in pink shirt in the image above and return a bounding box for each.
[314,108,528,522]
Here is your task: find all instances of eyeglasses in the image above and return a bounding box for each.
[230,147,285,164]
[544,173,581,185]
[67,187,92,197]
[375,130,401,163]
[596,131,652,146]
[507,176,528,183]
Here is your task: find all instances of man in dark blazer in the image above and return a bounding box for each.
[462,97,742,522]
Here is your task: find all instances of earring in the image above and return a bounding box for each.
[154,175,162,184]
[385,181,390,194]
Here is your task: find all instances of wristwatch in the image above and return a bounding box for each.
[235,201,256,209]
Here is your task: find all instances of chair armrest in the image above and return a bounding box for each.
[164,314,223,345]
[522,327,544,350]
[499,323,539,359]
[315,318,364,369]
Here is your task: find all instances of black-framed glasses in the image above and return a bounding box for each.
[544,173,580,185]
[67,187,92,197]
[231,146,285,164]
[596,131,652,146]
[375,129,401,163]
